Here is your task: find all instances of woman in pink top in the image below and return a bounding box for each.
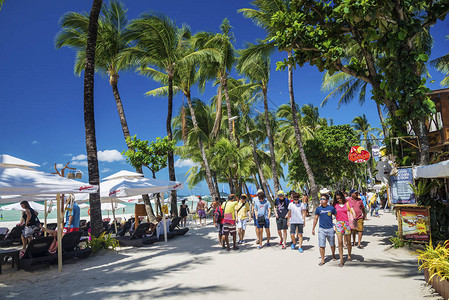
[333,191,355,267]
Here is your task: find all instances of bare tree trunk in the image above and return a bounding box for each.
[412,117,430,165]
[211,83,223,138]
[376,102,388,138]
[167,74,178,217]
[262,88,280,194]
[253,174,260,190]
[211,169,220,199]
[84,0,103,237]
[287,51,319,210]
[223,77,234,141]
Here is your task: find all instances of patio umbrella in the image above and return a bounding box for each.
[0,154,40,169]
[0,161,98,273]
[0,201,45,212]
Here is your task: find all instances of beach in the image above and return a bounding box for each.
[0,210,442,299]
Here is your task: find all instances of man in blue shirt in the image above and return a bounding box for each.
[254,189,271,249]
[312,194,337,266]
[64,200,80,234]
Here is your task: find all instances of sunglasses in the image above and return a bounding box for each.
[320,198,326,200]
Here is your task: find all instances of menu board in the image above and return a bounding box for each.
[390,168,415,204]
[397,205,431,242]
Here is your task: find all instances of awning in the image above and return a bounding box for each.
[414,160,449,179]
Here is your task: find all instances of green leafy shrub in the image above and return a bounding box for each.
[88,232,119,253]
[389,231,412,249]
[418,240,449,282]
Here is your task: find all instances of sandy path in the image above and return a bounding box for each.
[0,211,443,299]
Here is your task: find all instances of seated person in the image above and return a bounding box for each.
[19,201,41,257]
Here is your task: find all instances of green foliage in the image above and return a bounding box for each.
[288,124,361,187]
[389,231,412,249]
[88,232,119,253]
[418,240,449,282]
[413,179,449,240]
[122,136,176,176]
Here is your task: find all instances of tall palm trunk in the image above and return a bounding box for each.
[252,174,261,190]
[211,169,220,199]
[262,86,280,194]
[412,117,430,165]
[211,84,223,138]
[223,77,234,141]
[287,51,319,209]
[376,102,388,138]
[185,92,219,201]
[110,73,157,222]
[246,123,273,204]
[167,73,178,217]
[84,0,103,237]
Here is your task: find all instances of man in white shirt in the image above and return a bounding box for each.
[287,192,306,253]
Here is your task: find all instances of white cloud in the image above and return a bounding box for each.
[72,154,87,161]
[174,159,198,168]
[71,160,88,167]
[63,153,73,157]
[56,163,64,169]
[101,168,112,173]
[41,161,48,166]
[97,150,125,162]
[32,140,38,144]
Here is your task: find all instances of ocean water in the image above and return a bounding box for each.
[0,198,202,223]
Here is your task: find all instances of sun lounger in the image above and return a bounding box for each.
[19,237,55,270]
[116,223,158,247]
[61,231,92,259]
[169,217,189,236]
[0,225,24,247]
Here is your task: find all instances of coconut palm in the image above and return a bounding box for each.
[55,1,158,222]
[236,42,281,194]
[240,0,320,207]
[430,35,449,87]
[83,0,103,237]
[124,14,217,217]
[198,19,236,140]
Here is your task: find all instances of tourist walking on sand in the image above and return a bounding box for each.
[196,196,207,227]
[236,194,251,244]
[179,200,189,227]
[213,198,225,248]
[348,190,366,248]
[19,200,40,257]
[254,189,271,249]
[333,190,356,266]
[302,194,310,216]
[287,192,306,253]
[312,194,337,266]
[222,194,239,251]
[274,190,289,249]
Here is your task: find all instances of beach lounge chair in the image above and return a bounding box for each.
[169,217,189,236]
[61,231,92,259]
[19,236,55,270]
[0,225,24,247]
[116,223,158,247]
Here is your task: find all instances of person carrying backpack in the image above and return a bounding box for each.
[275,190,289,249]
[213,198,225,248]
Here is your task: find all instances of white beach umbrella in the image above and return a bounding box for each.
[0,201,45,212]
[79,202,126,211]
[108,177,183,198]
[102,170,143,181]
[0,154,40,169]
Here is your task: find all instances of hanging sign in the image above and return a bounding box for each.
[348,146,371,163]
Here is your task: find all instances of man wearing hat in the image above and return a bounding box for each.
[274,190,289,249]
[254,189,271,249]
[348,190,366,249]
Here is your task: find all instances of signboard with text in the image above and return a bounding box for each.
[396,205,431,242]
[348,146,370,163]
[390,168,415,204]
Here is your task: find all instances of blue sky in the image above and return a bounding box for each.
[0,1,448,195]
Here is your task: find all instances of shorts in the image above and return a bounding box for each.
[318,228,335,248]
[217,223,224,235]
[335,221,351,235]
[255,216,270,229]
[198,210,206,219]
[236,219,247,230]
[290,223,303,235]
[276,217,288,230]
[223,225,236,236]
[63,227,79,234]
[352,219,364,232]
[22,225,39,238]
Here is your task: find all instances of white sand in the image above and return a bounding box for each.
[0,211,443,299]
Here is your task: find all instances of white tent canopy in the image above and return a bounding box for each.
[414,160,449,179]
[102,170,143,181]
[108,177,183,198]
[0,154,40,169]
[0,168,98,196]
[0,201,45,212]
[79,202,126,211]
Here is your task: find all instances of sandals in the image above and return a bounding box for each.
[318,261,325,266]
[232,246,239,250]
[338,262,344,267]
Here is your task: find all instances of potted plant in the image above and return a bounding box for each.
[418,240,449,299]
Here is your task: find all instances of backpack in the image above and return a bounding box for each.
[214,206,224,223]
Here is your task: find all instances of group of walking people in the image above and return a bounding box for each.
[210,188,367,267]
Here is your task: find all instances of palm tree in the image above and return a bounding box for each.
[124,14,216,217]
[55,1,158,222]
[143,35,220,201]
[352,114,381,186]
[430,36,449,86]
[83,0,103,237]
[240,0,320,207]
[236,42,281,194]
[198,19,236,140]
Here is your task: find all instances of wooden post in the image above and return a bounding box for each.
[162,192,168,243]
[44,200,48,237]
[111,198,117,234]
[56,194,62,272]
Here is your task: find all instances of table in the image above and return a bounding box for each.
[0,249,20,274]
